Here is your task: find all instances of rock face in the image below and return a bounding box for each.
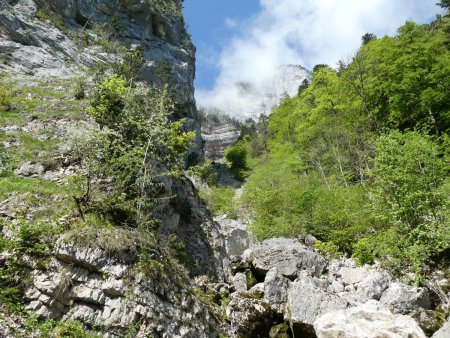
[25,242,220,337]
[201,121,240,161]
[0,0,202,163]
[314,300,427,338]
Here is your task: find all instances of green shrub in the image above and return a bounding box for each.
[73,78,86,100]
[0,141,9,176]
[200,186,236,218]
[225,141,248,180]
[72,75,194,228]
[24,315,100,338]
[369,131,449,277]
[35,5,65,31]
[352,238,375,265]
[0,82,13,111]
[314,240,341,259]
[189,161,218,185]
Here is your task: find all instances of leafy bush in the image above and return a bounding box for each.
[225,141,248,180]
[71,75,194,228]
[0,141,9,176]
[200,186,236,218]
[368,131,449,277]
[73,78,86,100]
[0,82,13,111]
[352,238,375,265]
[314,240,341,259]
[24,315,100,338]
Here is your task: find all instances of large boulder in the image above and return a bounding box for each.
[380,282,431,314]
[248,238,326,279]
[314,300,426,338]
[215,216,251,257]
[287,281,348,329]
[338,266,369,285]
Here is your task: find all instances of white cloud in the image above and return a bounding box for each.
[197,0,441,119]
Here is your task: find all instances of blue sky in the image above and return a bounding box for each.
[183,0,443,115]
[183,1,260,90]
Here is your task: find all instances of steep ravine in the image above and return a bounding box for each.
[0,1,449,338]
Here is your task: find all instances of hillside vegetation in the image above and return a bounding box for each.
[237,14,450,281]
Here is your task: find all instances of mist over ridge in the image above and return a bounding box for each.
[195,0,441,119]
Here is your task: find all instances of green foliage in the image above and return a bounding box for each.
[345,18,450,133]
[372,131,447,229]
[87,75,127,128]
[368,131,449,276]
[189,160,218,185]
[243,17,450,281]
[72,74,194,227]
[0,141,8,176]
[34,4,65,31]
[24,315,100,338]
[112,48,145,86]
[73,78,86,100]
[314,240,341,259]
[361,33,377,45]
[352,238,375,265]
[200,186,237,218]
[0,82,13,111]
[225,141,248,180]
[438,0,450,10]
[151,0,182,17]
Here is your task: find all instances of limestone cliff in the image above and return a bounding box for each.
[202,122,240,161]
[0,0,202,163]
[0,1,227,336]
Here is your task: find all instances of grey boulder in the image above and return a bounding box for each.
[380,282,431,314]
[287,281,348,327]
[248,238,326,279]
[314,300,426,338]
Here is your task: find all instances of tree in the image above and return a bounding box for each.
[361,33,376,46]
[225,141,248,180]
[437,0,450,10]
[313,64,329,73]
[297,79,310,95]
[370,131,449,276]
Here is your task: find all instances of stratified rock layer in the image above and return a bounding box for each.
[25,242,221,337]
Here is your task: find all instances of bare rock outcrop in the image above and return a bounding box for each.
[25,241,222,337]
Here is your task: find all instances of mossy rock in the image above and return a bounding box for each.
[269,322,290,338]
[245,269,257,289]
